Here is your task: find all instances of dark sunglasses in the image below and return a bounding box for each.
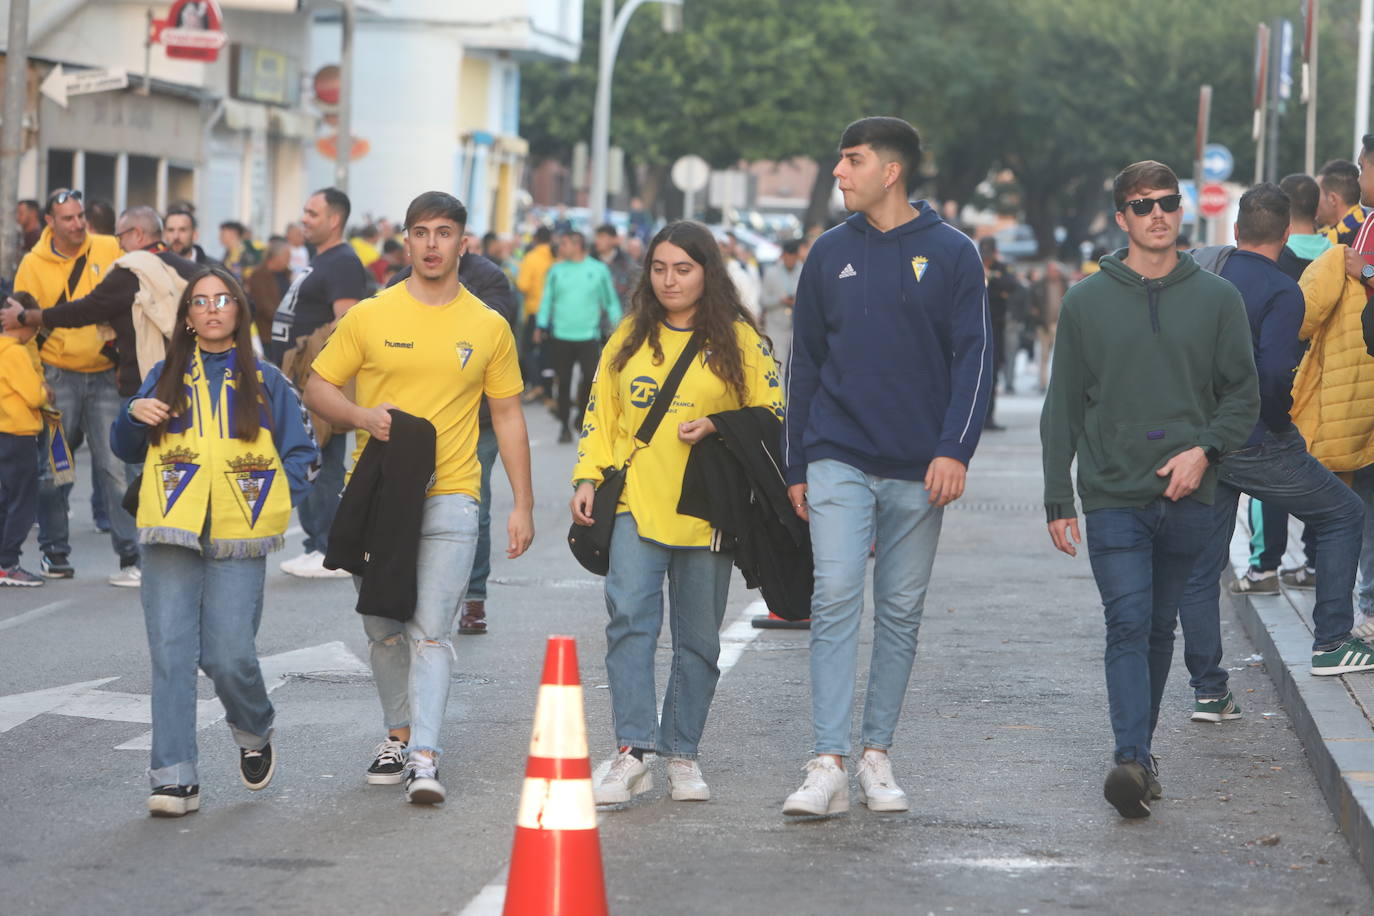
[1120,193,1182,216]
[46,189,83,211]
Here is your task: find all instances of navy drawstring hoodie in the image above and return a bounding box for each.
[783,202,993,485]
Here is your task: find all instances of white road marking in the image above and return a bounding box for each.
[0,598,75,632]
[458,599,770,915]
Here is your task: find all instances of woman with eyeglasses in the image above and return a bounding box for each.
[111,267,319,817]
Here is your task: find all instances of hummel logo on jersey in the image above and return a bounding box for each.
[838,263,857,279]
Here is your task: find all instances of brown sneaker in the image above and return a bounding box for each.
[458,600,487,635]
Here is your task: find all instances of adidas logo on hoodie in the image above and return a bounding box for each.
[838,263,857,279]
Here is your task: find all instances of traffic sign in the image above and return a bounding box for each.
[1202,144,1234,182]
[1199,182,1230,218]
[671,155,710,193]
[39,65,129,109]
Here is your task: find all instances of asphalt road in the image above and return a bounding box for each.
[2,392,1371,915]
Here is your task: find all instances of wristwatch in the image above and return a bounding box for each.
[1362,263,1374,287]
[14,308,26,327]
[1204,446,1221,465]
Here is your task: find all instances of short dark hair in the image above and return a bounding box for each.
[17,199,39,216]
[533,226,552,244]
[561,230,587,250]
[839,116,924,193]
[403,191,466,231]
[312,186,352,226]
[1319,159,1360,206]
[1113,160,1180,211]
[1364,134,1374,158]
[978,236,998,257]
[595,223,618,237]
[85,200,115,235]
[165,207,197,229]
[1235,183,1291,245]
[781,239,802,256]
[1279,173,1321,223]
[220,220,247,236]
[382,238,404,255]
[482,231,498,245]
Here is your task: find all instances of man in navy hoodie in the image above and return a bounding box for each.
[781,117,992,817]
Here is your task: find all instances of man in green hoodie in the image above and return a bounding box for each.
[1040,160,1259,819]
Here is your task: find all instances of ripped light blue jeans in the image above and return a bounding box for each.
[362,493,478,757]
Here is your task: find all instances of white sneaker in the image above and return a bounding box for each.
[1354,612,1374,641]
[593,749,653,805]
[856,750,910,812]
[108,566,142,588]
[782,756,849,815]
[403,754,445,805]
[279,550,350,579]
[665,758,710,801]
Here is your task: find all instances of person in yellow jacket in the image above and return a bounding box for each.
[570,220,784,806]
[13,188,129,582]
[0,293,48,587]
[515,226,556,399]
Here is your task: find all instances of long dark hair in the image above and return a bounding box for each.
[149,267,266,444]
[611,220,765,404]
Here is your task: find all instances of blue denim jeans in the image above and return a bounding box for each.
[806,458,944,757]
[362,493,478,757]
[603,513,733,759]
[40,366,137,560]
[0,433,38,567]
[141,543,274,788]
[1352,465,1374,618]
[300,433,346,555]
[1179,429,1363,699]
[464,424,498,602]
[1085,497,1214,765]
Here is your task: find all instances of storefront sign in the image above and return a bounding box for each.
[153,0,229,62]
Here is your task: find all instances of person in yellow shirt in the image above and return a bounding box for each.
[304,190,534,806]
[0,293,48,586]
[570,220,784,805]
[515,226,555,400]
[13,188,132,583]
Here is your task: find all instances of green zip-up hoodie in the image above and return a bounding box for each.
[1040,250,1259,521]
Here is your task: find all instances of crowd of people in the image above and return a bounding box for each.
[7,113,1374,826]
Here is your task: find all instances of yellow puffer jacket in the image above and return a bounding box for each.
[14,227,122,372]
[1292,244,1374,473]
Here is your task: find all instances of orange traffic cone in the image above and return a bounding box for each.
[503,636,608,916]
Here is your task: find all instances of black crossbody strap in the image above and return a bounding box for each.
[633,329,702,446]
[36,251,88,351]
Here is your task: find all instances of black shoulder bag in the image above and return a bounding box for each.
[567,330,703,575]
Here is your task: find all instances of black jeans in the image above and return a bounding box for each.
[546,337,601,429]
[0,432,38,568]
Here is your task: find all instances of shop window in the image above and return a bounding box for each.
[85,153,117,210]
[46,149,74,194]
[128,155,159,208]
[167,165,195,209]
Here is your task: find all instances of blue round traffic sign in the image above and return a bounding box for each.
[1203,144,1234,183]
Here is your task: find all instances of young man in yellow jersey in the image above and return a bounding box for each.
[304,191,534,805]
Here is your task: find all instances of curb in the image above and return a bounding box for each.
[1226,578,1374,887]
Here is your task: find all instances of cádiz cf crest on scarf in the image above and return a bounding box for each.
[156,446,200,514]
[224,453,277,527]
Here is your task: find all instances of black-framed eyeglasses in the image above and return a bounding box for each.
[46,189,83,211]
[189,293,235,312]
[114,226,139,239]
[1120,194,1183,216]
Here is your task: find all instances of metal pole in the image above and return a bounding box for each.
[0,0,30,280]
[1357,0,1372,158]
[1194,84,1210,244]
[334,0,355,193]
[1306,0,1319,175]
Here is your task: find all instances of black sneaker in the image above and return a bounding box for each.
[403,756,445,805]
[1103,760,1153,818]
[366,736,407,785]
[148,784,200,817]
[40,553,74,579]
[240,743,275,790]
[557,425,573,443]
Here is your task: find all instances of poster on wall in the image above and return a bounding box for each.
[152,0,229,62]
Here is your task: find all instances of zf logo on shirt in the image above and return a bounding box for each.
[629,376,659,408]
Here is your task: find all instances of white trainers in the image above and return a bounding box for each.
[665,758,710,801]
[782,756,849,815]
[855,750,910,812]
[403,754,445,805]
[279,550,350,579]
[108,566,142,588]
[593,749,653,805]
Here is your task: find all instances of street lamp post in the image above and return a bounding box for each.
[587,0,682,226]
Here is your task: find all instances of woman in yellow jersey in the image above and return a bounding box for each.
[571,221,785,804]
[111,268,319,818]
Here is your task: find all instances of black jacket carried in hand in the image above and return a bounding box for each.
[325,409,436,621]
[678,406,812,620]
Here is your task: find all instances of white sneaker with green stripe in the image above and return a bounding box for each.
[1311,638,1374,676]
[1191,691,1242,722]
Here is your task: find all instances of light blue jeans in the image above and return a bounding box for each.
[142,543,274,788]
[362,493,479,757]
[807,459,944,756]
[465,425,498,602]
[603,513,733,760]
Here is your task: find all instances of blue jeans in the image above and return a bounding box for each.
[1179,429,1363,699]
[1085,497,1213,765]
[465,424,498,602]
[1353,465,1374,618]
[141,543,274,788]
[300,433,346,554]
[806,458,944,757]
[603,513,733,759]
[40,366,137,560]
[0,433,38,568]
[362,493,478,757]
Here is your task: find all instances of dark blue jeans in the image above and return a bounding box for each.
[464,424,498,602]
[300,433,346,555]
[1178,428,1362,698]
[1086,497,1214,765]
[0,432,38,568]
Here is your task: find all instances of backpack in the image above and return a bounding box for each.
[1188,245,1236,276]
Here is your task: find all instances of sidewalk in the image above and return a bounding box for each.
[1227,515,1374,886]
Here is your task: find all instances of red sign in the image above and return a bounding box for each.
[152,0,228,63]
[1199,182,1230,218]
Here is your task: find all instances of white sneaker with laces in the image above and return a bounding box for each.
[593,749,653,805]
[108,566,142,588]
[856,750,910,812]
[665,758,710,801]
[782,756,849,815]
[279,550,350,579]
[403,754,445,804]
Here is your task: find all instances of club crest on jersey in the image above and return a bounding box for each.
[225,453,276,528]
[155,446,200,515]
[456,341,475,369]
[911,256,929,282]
